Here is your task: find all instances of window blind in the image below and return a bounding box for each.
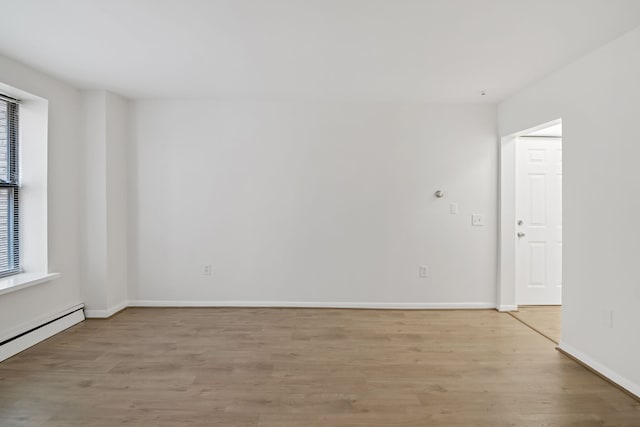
[0,95,20,277]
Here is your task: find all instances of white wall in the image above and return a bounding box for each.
[129,101,498,307]
[80,90,129,317]
[80,91,107,312]
[499,27,640,395]
[0,54,83,339]
[105,92,129,309]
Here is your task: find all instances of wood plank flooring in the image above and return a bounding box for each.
[0,308,638,426]
[509,306,562,344]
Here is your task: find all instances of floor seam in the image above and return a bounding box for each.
[504,311,559,345]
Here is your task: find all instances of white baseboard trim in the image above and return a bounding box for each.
[0,307,85,362]
[127,300,496,310]
[558,341,640,399]
[84,300,128,318]
[498,304,518,312]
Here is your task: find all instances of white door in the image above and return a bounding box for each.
[516,137,562,305]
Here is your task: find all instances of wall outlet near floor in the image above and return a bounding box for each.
[203,264,213,276]
[419,265,429,278]
[471,214,484,226]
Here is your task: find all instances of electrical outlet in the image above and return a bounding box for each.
[203,264,212,276]
[419,265,429,278]
[471,214,484,226]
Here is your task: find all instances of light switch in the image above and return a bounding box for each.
[450,203,458,214]
[471,214,484,226]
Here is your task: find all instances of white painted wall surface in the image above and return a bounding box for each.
[80,91,107,312]
[129,101,498,307]
[80,90,129,316]
[105,92,129,310]
[499,27,640,395]
[0,54,83,339]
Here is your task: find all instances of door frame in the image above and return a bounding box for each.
[497,118,562,311]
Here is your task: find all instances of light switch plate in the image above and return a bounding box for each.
[471,214,484,226]
[450,203,458,214]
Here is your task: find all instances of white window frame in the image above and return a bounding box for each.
[0,82,59,295]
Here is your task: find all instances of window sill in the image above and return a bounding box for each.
[0,272,60,296]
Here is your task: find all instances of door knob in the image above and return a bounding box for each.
[517,232,526,238]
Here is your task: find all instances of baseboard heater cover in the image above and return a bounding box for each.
[0,305,85,362]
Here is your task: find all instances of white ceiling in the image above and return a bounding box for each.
[1,0,640,102]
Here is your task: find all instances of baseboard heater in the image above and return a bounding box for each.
[0,304,85,363]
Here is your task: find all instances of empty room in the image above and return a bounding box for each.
[0,0,639,425]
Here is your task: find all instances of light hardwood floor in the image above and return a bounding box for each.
[0,308,638,426]
[509,306,562,344]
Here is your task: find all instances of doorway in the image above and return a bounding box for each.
[499,120,562,343]
[516,126,562,305]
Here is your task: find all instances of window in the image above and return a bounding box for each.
[0,94,20,277]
